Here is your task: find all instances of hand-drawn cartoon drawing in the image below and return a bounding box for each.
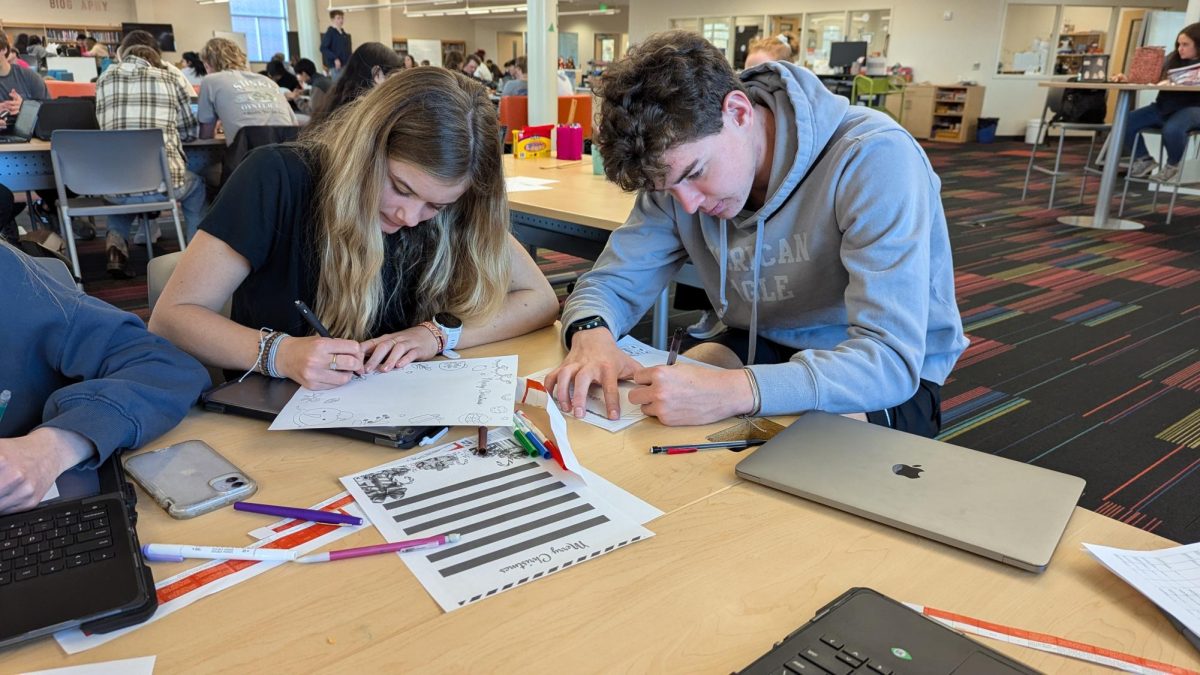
[294,407,355,427]
[439,362,468,371]
[407,413,445,425]
[490,406,509,415]
[460,412,489,425]
[412,453,469,472]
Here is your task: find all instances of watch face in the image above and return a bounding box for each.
[434,312,463,329]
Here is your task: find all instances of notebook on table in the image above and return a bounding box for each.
[0,454,157,648]
[735,411,1084,572]
[0,100,41,144]
[201,374,449,449]
[737,587,1037,674]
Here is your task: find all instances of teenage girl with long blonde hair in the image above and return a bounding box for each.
[150,67,559,389]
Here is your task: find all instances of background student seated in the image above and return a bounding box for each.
[309,42,401,125]
[150,68,558,390]
[197,37,297,147]
[0,241,208,515]
[96,34,206,278]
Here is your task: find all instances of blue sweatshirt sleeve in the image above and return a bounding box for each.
[748,131,939,415]
[33,268,210,467]
[560,191,690,342]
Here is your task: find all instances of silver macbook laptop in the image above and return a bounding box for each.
[735,411,1084,572]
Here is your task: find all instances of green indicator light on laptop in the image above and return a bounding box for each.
[891,647,913,661]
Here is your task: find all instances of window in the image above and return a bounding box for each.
[806,11,845,67]
[997,4,1115,76]
[230,0,288,63]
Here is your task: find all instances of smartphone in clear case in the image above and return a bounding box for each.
[123,440,257,519]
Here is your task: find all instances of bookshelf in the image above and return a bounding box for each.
[1055,31,1106,76]
[392,38,466,66]
[1,22,122,53]
[929,85,985,143]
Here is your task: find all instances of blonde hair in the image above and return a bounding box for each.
[747,33,798,62]
[300,68,510,340]
[200,37,247,72]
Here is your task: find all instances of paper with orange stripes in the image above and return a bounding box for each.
[904,602,1198,674]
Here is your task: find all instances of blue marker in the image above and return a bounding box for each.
[0,390,10,424]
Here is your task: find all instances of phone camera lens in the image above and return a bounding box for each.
[226,477,238,483]
[232,481,246,488]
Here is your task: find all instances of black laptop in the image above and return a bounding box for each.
[737,587,1038,674]
[0,454,157,648]
[0,99,41,144]
[201,374,449,449]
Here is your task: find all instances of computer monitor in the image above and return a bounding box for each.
[829,41,868,73]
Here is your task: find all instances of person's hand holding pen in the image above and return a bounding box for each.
[279,300,366,390]
[626,328,756,426]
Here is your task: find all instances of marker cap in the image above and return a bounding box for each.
[141,544,185,563]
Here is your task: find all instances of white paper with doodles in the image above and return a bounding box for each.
[269,356,519,430]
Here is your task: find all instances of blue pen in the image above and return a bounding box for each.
[0,390,10,424]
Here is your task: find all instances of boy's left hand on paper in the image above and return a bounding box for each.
[361,326,439,374]
[628,363,755,426]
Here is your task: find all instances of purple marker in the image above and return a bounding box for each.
[234,501,363,526]
[294,533,461,563]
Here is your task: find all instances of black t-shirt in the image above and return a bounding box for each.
[199,144,420,342]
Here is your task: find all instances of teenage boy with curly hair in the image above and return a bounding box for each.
[546,31,966,438]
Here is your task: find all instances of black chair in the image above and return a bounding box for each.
[221,125,301,187]
[1021,86,1110,209]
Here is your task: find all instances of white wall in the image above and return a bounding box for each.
[0,0,135,26]
[471,12,629,73]
[629,0,1188,136]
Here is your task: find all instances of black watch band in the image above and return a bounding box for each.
[564,315,609,349]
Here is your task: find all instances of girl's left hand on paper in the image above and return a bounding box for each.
[361,327,440,373]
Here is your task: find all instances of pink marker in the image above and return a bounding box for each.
[294,533,461,563]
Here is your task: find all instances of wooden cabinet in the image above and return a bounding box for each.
[887,84,935,140]
[929,85,985,143]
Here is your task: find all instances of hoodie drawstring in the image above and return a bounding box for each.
[717,218,729,318]
[748,217,765,366]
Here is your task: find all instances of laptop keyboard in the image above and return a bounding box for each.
[773,635,895,675]
[0,502,115,586]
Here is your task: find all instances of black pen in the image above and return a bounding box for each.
[294,300,331,338]
[665,327,684,366]
[650,439,768,455]
[295,300,361,378]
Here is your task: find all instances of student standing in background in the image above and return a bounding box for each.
[320,10,352,80]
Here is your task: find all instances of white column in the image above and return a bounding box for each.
[527,0,557,126]
[1187,0,1199,24]
[296,0,321,62]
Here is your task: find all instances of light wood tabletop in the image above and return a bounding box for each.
[5,326,1198,673]
[503,154,634,232]
[1038,80,1200,92]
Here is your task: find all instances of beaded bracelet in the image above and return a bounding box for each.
[419,321,445,355]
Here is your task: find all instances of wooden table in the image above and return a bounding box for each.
[504,155,700,349]
[1038,81,1200,231]
[5,328,1198,673]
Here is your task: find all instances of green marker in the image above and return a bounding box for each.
[0,390,10,424]
[512,427,538,457]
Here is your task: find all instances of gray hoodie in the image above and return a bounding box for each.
[561,62,968,416]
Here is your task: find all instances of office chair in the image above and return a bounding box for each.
[50,129,188,285]
[851,75,904,121]
[221,125,301,187]
[1118,128,1200,225]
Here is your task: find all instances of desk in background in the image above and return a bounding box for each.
[1039,80,1200,231]
[0,138,225,193]
[504,154,704,350]
[3,326,1197,672]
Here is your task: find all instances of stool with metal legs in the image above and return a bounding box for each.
[1119,128,1200,225]
[1021,87,1111,209]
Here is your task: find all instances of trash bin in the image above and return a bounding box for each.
[977,117,999,143]
[1024,119,1043,144]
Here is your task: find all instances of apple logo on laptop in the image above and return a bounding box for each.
[892,463,923,479]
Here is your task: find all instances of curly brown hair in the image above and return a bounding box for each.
[594,30,743,192]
